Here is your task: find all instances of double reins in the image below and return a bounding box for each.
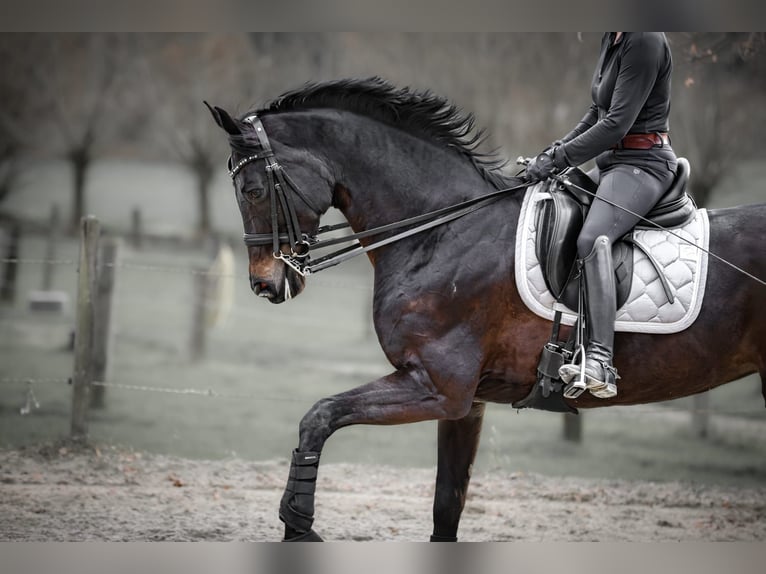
[230,115,530,277]
[302,180,529,275]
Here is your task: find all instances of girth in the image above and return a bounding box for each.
[535,158,695,310]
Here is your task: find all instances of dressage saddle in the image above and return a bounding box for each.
[535,158,694,311]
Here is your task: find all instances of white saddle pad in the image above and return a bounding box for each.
[515,186,710,334]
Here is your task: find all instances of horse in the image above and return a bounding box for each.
[206,78,766,542]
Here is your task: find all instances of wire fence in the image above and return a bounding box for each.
[0,223,763,451]
[0,372,762,417]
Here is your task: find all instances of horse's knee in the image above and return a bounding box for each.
[298,398,335,451]
[441,395,474,420]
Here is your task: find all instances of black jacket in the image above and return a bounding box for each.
[559,32,673,168]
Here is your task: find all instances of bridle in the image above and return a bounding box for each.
[229,114,320,264]
[228,115,530,277]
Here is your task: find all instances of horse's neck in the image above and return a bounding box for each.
[310,111,500,232]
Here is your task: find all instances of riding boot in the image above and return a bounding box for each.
[560,236,619,398]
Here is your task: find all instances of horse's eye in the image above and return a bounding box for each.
[244,187,266,200]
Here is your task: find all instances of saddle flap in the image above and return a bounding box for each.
[534,187,584,300]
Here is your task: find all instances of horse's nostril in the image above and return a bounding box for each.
[251,277,275,298]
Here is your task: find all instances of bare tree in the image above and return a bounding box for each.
[670,33,765,206]
[130,34,255,237]
[0,34,129,230]
[0,35,47,207]
[0,124,22,205]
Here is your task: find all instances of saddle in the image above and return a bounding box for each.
[535,158,694,311]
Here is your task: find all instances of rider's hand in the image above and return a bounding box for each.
[524,152,556,183]
[524,146,568,183]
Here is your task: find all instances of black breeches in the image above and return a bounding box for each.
[577,164,674,258]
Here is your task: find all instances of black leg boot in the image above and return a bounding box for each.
[279,450,324,541]
[581,235,619,398]
[558,235,619,398]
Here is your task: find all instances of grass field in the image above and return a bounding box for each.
[1,159,765,488]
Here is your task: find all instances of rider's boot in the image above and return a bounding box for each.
[559,236,619,398]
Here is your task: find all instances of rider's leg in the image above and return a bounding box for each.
[578,235,619,397]
[561,165,670,398]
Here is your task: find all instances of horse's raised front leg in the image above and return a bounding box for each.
[431,401,485,542]
[280,367,474,542]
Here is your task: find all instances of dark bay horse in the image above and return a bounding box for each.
[207,78,766,541]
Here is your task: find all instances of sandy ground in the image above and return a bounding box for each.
[1,442,765,542]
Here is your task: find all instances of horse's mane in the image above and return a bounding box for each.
[250,77,511,189]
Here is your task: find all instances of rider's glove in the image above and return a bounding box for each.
[524,146,569,183]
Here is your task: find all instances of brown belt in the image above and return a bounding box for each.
[613,132,670,150]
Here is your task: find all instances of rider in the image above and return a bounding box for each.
[524,32,678,399]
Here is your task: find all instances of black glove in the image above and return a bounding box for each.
[524,146,568,183]
[525,152,556,183]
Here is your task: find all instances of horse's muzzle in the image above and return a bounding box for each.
[251,275,278,300]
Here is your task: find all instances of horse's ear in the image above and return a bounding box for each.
[204,101,241,136]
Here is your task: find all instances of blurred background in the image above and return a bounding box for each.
[0,33,765,486]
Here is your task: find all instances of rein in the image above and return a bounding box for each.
[229,115,530,277]
[301,180,529,275]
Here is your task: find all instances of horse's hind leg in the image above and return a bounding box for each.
[279,367,475,541]
[432,401,485,542]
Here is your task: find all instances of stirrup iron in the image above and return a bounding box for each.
[562,343,587,399]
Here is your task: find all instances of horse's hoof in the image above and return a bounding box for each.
[430,534,458,542]
[283,529,324,542]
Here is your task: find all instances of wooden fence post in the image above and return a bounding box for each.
[190,270,209,361]
[90,237,120,409]
[41,204,60,291]
[692,392,710,438]
[563,412,583,442]
[131,208,143,249]
[71,216,100,439]
[0,222,20,303]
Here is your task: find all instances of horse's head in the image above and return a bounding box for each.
[206,103,334,303]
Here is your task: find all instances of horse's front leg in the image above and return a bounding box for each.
[280,367,474,542]
[431,401,485,542]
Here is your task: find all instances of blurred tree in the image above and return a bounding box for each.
[0,34,130,231]
[0,123,22,206]
[130,34,255,237]
[0,35,47,207]
[670,33,766,206]
[1,32,763,232]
